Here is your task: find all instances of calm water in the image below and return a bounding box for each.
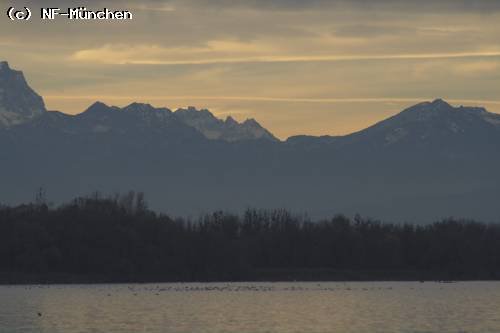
[1,282,499,333]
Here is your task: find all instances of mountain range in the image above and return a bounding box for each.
[1,61,500,222]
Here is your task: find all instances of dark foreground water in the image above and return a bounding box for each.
[1,282,499,333]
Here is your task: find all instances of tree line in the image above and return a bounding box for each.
[0,192,499,283]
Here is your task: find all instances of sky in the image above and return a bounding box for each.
[1,0,500,139]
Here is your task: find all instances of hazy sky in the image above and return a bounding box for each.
[1,0,500,138]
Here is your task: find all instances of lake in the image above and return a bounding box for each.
[1,282,499,333]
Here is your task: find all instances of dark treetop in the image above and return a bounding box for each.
[1,193,499,284]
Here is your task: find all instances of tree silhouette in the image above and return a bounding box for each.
[0,193,499,283]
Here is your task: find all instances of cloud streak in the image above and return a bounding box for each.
[138,0,500,12]
[72,44,500,65]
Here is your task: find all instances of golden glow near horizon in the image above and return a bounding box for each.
[2,0,500,139]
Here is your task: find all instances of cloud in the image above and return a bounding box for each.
[71,41,279,64]
[131,3,176,12]
[333,24,416,38]
[453,61,500,76]
[163,0,500,12]
[71,43,500,65]
[35,0,500,13]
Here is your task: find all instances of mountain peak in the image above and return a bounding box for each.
[225,116,238,125]
[180,106,214,116]
[243,118,260,127]
[174,107,278,142]
[126,102,153,109]
[431,98,450,107]
[81,102,122,118]
[403,98,457,116]
[0,61,46,127]
[0,61,11,71]
[408,98,453,112]
[86,101,111,111]
[122,103,173,118]
[346,99,500,147]
[238,118,278,141]
[124,102,160,112]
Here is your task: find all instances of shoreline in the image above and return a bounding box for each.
[2,269,498,285]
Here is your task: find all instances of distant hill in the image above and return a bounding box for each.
[1,61,499,222]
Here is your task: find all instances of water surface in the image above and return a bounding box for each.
[1,282,499,333]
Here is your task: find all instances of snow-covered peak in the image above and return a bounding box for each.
[238,118,277,141]
[74,102,277,142]
[343,99,500,147]
[174,106,278,142]
[175,106,216,119]
[0,61,46,127]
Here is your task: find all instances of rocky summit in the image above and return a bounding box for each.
[0,61,46,127]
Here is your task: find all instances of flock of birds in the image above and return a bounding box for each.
[16,283,400,293]
[14,281,460,291]
[1,282,457,319]
[120,284,398,293]
[11,282,459,296]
